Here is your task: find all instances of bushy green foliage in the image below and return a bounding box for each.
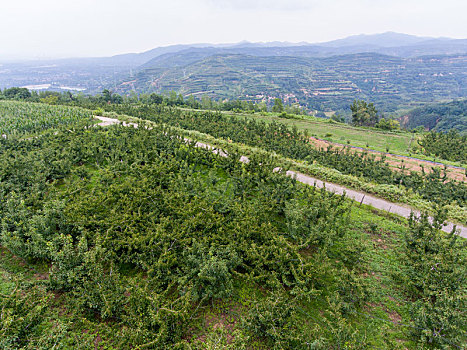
[181,242,239,301]
[404,99,467,134]
[402,210,467,347]
[0,119,370,347]
[272,98,284,113]
[244,293,303,349]
[1,101,464,348]
[285,194,349,246]
[0,286,49,349]
[2,87,31,100]
[350,100,380,127]
[321,293,370,350]
[102,104,466,208]
[1,197,74,260]
[376,118,400,130]
[419,129,467,163]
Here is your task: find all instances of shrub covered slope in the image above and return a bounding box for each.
[0,102,465,349]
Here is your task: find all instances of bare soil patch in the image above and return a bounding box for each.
[308,137,466,182]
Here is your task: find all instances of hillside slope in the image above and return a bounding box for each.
[2,32,467,103]
[1,101,465,348]
[402,99,467,133]
[119,53,467,112]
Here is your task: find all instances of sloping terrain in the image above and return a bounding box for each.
[120,53,467,112]
[1,101,465,349]
[210,110,467,178]
[97,103,467,225]
[402,99,467,134]
[2,32,467,107]
[94,113,467,237]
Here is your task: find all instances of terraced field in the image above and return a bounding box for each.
[125,53,467,112]
[220,110,467,175]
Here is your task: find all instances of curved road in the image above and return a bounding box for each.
[95,116,467,238]
[284,170,466,238]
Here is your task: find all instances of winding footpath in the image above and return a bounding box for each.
[95,116,467,238]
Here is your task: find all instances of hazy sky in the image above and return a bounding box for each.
[1,0,466,59]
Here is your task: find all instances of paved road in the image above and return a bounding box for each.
[95,116,467,238]
[284,170,466,238]
[95,116,138,128]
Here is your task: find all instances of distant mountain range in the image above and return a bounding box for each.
[74,32,467,66]
[1,32,467,113]
[318,32,439,48]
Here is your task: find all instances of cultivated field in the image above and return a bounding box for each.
[222,111,467,170]
[1,101,465,349]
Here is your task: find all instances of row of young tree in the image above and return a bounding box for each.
[0,101,465,348]
[98,103,466,207]
[419,129,467,163]
[0,90,463,202]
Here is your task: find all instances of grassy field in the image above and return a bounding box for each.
[231,112,414,153]
[215,111,466,168]
[178,108,416,156]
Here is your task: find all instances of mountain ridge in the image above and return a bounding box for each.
[1,32,467,114]
[3,32,466,65]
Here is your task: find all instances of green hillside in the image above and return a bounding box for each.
[99,103,466,224]
[210,110,466,167]
[1,101,465,349]
[402,99,467,134]
[227,112,415,155]
[118,53,467,112]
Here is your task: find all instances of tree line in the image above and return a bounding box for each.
[98,103,466,208]
[419,129,467,163]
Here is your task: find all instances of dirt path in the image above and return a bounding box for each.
[94,116,467,238]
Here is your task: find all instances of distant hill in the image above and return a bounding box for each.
[138,34,467,67]
[319,32,435,48]
[1,32,467,112]
[118,53,467,112]
[402,99,467,134]
[122,32,467,67]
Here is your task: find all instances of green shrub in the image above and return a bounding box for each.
[181,243,239,301]
[402,210,467,347]
[0,286,49,349]
[244,293,302,349]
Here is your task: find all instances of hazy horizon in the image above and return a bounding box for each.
[2,31,465,62]
[1,0,466,60]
